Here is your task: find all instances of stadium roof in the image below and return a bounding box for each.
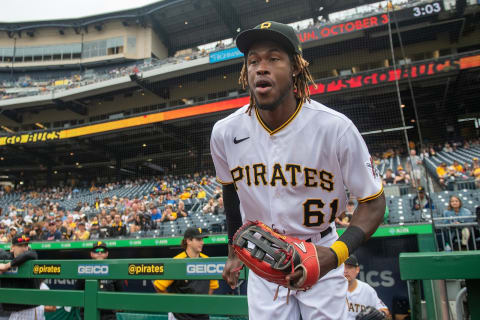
[0,0,383,53]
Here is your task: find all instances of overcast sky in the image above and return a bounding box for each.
[0,0,161,23]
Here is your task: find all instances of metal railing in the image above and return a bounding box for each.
[0,257,248,320]
[433,217,479,251]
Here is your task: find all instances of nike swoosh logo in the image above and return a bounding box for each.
[233,137,250,144]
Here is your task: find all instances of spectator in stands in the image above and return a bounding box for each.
[29,223,43,241]
[383,169,395,185]
[0,229,7,242]
[213,197,225,215]
[150,207,163,223]
[74,221,90,240]
[443,195,475,248]
[444,196,475,223]
[443,143,453,153]
[203,199,215,214]
[109,214,126,237]
[436,162,448,187]
[463,162,472,176]
[197,188,206,200]
[8,227,18,242]
[43,221,62,241]
[89,220,100,239]
[179,188,192,200]
[153,228,218,320]
[22,223,33,239]
[409,149,423,187]
[472,158,480,188]
[98,218,110,238]
[160,205,177,222]
[394,166,410,185]
[177,200,188,218]
[412,186,434,211]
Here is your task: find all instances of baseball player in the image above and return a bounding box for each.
[153,228,219,320]
[344,255,390,320]
[0,235,41,320]
[75,241,122,320]
[210,21,386,320]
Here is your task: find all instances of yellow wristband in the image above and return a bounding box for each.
[330,241,349,267]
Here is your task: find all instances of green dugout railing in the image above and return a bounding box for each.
[400,251,480,320]
[0,224,434,251]
[0,257,248,320]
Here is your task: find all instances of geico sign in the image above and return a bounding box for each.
[77,265,109,275]
[186,263,224,275]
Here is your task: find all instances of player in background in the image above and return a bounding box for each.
[211,21,386,319]
[75,241,122,320]
[0,235,41,320]
[153,228,219,320]
[344,255,390,320]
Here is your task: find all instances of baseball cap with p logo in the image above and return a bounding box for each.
[236,21,302,55]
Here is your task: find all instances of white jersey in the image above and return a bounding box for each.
[346,280,388,320]
[8,283,48,320]
[210,99,383,237]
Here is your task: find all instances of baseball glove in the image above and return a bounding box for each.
[356,306,387,320]
[232,220,320,290]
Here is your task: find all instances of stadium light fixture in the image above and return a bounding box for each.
[142,143,147,147]
[35,122,45,129]
[70,152,74,156]
[0,126,15,133]
[401,104,405,108]
[184,21,188,25]
[0,157,4,161]
[76,162,80,166]
[54,171,58,174]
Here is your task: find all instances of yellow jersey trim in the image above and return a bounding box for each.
[153,251,218,291]
[216,177,233,185]
[357,185,384,203]
[255,100,303,136]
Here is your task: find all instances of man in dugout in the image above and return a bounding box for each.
[75,241,123,320]
[0,235,40,319]
[153,227,219,320]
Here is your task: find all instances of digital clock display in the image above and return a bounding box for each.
[412,2,442,17]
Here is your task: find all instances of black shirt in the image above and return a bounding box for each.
[75,275,123,319]
[0,249,40,312]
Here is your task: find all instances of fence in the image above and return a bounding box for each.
[433,217,480,251]
[0,257,248,320]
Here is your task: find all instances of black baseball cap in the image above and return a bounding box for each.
[92,241,108,252]
[12,234,30,245]
[345,254,359,267]
[236,21,302,55]
[417,186,425,193]
[184,227,208,239]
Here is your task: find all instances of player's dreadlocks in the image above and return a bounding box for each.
[239,54,317,115]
